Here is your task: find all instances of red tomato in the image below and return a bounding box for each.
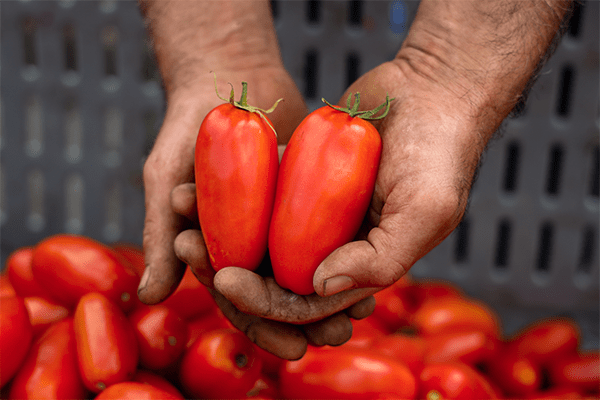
[371,286,410,332]
[31,234,140,311]
[134,370,185,399]
[369,333,427,374]
[112,242,146,277]
[129,305,188,370]
[485,353,542,397]
[419,362,499,400]
[160,267,216,320]
[94,382,184,400]
[247,375,280,399]
[195,83,279,272]
[23,296,70,336]
[179,328,262,399]
[279,345,416,399]
[0,296,33,388]
[424,330,500,366]
[402,279,464,313]
[73,292,139,393]
[6,246,49,298]
[547,351,600,393]
[8,318,87,400]
[507,317,580,365]
[0,274,16,298]
[411,296,502,339]
[344,315,389,349]
[268,96,385,295]
[524,385,584,399]
[185,308,234,348]
[254,345,285,379]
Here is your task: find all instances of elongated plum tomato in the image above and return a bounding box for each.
[269,93,390,295]
[195,81,280,272]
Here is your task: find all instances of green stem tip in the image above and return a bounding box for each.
[212,72,282,136]
[323,92,395,120]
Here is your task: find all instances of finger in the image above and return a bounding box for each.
[210,289,307,360]
[213,267,379,324]
[139,166,188,304]
[303,312,353,347]
[171,183,198,223]
[173,229,214,288]
[345,295,376,320]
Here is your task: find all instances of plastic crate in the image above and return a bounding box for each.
[1,0,598,348]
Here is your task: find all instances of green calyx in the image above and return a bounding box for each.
[322,92,394,120]
[213,73,282,136]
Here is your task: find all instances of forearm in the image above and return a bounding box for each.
[396,0,573,138]
[138,0,283,99]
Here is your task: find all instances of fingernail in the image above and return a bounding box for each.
[323,276,356,296]
[137,268,150,294]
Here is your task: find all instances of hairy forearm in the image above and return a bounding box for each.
[396,0,573,137]
[138,0,282,97]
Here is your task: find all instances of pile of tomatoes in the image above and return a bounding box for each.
[1,233,598,399]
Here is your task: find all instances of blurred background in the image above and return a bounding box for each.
[1,0,598,348]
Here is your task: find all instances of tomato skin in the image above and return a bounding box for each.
[485,352,542,397]
[23,296,70,336]
[73,292,139,393]
[507,318,580,365]
[269,106,382,295]
[134,370,186,399]
[129,305,188,370]
[524,385,584,399]
[31,234,140,312]
[94,382,184,400]
[0,296,34,388]
[8,318,87,400]
[160,267,216,320]
[179,328,262,399]
[418,362,499,400]
[369,334,427,375]
[185,308,234,348]
[279,346,416,399]
[371,287,410,332]
[424,330,500,366]
[112,242,146,277]
[344,315,389,349]
[411,297,501,339]
[402,279,464,313]
[195,103,279,272]
[6,247,49,298]
[547,351,600,393]
[0,274,17,298]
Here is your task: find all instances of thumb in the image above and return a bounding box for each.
[313,228,408,297]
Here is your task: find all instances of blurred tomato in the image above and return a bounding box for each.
[6,247,49,298]
[8,318,87,399]
[94,382,184,399]
[160,267,216,320]
[73,292,139,393]
[344,316,388,349]
[31,234,140,312]
[547,350,599,393]
[507,318,580,365]
[179,328,262,399]
[112,242,146,277]
[524,385,584,399]
[419,362,499,400]
[485,352,542,397]
[0,295,33,388]
[0,274,16,298]
[402,279,464,313]
[134,370,185,399]
[280,346,416,399]
[253,345,285,379]
[411,297,501,339]
[371,287,410,332]
[424,330,499,366]
[129,305,188,370]
[23,296,70,336]
[369,333,426,374]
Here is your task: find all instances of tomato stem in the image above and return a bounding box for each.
[322,92,394,120]
[212,73,282,137]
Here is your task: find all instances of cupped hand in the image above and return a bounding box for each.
[203,60,493,355]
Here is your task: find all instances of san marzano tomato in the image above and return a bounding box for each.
[269,94,391,295]
[195,80,280,272]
